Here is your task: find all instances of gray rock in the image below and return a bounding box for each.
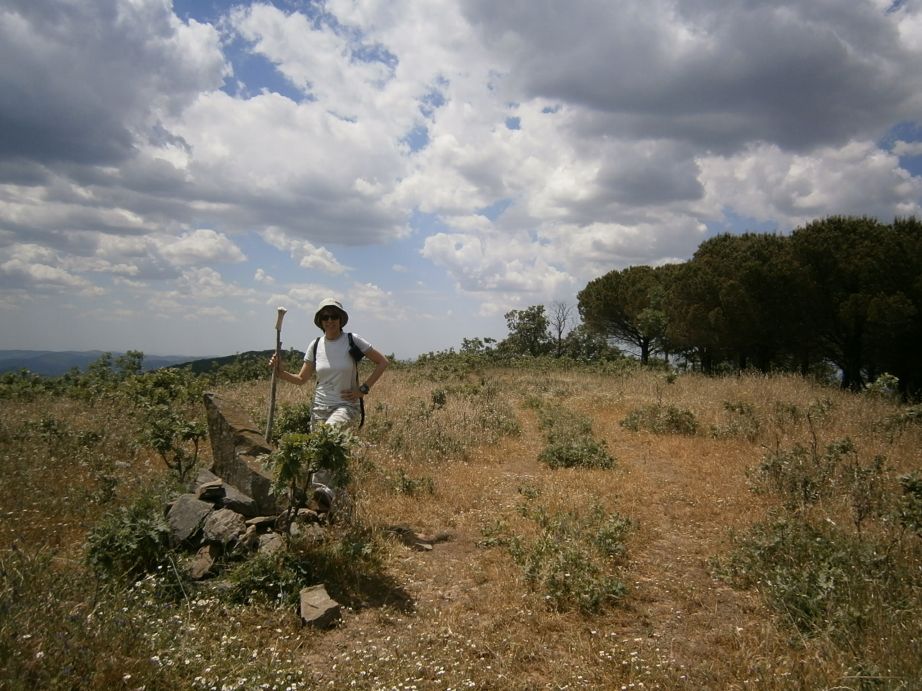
[299,584,341,628]
[386,525,439,551]
[197,479,226,502]
[245,515,279,530]
[240,524,260,551]
[290,521,326,544]
[307,485,334,513]
[220,484,258,517]
[189,543,220,580]
[257,532,285,554]
[195,467,259,517]
[167,494,214,546]
[296,508,321,523]
[203,508,246,546]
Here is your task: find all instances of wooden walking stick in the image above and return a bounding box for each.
[265,306,287,443]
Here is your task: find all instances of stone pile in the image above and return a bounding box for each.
[166,392,341,627]
[188,391,449,627]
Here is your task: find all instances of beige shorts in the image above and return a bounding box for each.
[311,404,359,429]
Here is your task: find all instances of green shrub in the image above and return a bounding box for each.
[720,517,914,643]
[124,368,207,482]
[263,425,355,528]
[225,550,311,606]
[0,370,52,399]
[85,490,172,585]
[897,472,922,535]
[482,496,631,615]
[751,437,864,511]
[843,454,887,533]
[269,401,313,444]
[864,372,900,400]
[137,405,206,482]
[122,367,204,409]
[535,406,615,469]
[881,404,922,441]
[225,524,386,607]
[620,403,698,436]
[710,400,761,441]
[538,436,614,470]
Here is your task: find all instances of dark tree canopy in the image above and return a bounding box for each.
[500,305,552,356]
[578,265,669,364]
[577,215,922,396]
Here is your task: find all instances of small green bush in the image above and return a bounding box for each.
[538,436,614,469]
[225,550,312,606]
[719,517,913,643]
[751,437,865,511]
[85,490,172,585]
[225,525,385,607]
[482,497,631,615]
[269,401,313,443]
[138,405,206,482]
[864,372,900,400]
[264,426,354,520]
[620,403,698,436]
[710,400,761,441]
[897,472,922,535]
[536,406,615,469]
[881,404,922,441]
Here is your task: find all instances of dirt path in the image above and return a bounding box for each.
[302,399,779,688]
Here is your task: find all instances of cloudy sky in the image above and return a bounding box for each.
[2,0,921,359]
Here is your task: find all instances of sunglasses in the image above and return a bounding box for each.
[319,312,340,321]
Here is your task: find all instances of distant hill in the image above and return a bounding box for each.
[0,350,207,376]
[174,349,304,375]
[0,349,306,377]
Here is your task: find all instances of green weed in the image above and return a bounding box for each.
[84,487,174,586]
[620,403,698,436]
[481,495,631,615]
[720,517,918,645]
[536,406,615,469]
[710,400,761,441]
[225,524,395,609]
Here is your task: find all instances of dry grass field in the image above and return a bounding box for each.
[2,359,920,690]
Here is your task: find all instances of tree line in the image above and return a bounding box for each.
[577,216,922,395]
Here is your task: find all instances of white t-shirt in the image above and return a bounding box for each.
[305,332,371,408]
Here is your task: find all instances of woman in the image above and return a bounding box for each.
[269,298,389,430]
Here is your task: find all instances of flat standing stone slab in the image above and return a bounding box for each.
[203,392,278,515]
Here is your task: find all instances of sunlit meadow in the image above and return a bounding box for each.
[1,356,920,689]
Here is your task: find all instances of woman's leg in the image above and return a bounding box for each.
[309,405,358,490]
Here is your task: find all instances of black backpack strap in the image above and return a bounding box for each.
[348,333,365,428]
[310,337,321,365]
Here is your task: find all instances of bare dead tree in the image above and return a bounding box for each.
[549,301,574,357]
